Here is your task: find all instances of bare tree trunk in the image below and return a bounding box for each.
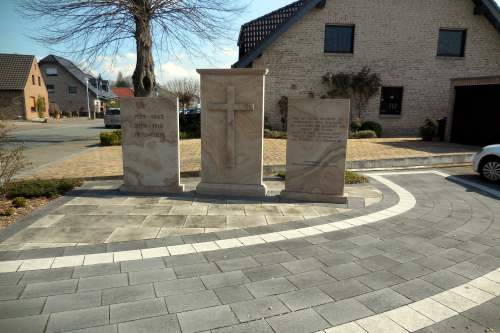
[132,2,156,97]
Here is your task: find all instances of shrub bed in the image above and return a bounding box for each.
[277,171,368,184]
[100,130,122,146]
[6,178,83,199]
[264,129,287,139]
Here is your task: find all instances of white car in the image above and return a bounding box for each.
[473,144,500,182]
[104,108,121,128]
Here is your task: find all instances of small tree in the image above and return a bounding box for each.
[163,78,200,111]
[0,121,28,193]
[35,96,46,118]
[323,66,381,120]
[114,72,131,88]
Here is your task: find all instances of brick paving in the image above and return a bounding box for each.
[0,171,498,332]
[31,138,478,180]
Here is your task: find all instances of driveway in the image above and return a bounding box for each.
[5,119,108,177]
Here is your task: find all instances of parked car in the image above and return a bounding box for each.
[473,144,500,182]
[104,108,121,128]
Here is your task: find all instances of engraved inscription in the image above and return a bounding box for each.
[288,116,347,143]
[132,112,166,139]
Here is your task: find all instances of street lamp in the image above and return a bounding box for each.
[85,77,91,120]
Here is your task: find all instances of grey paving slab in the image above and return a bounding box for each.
[287,270,336,288]
[317,252,358,266]
[388,262,433,280]
[154,277,205,296]
[253,251,296,265]
[243,264,290,282]
[314,298,374,326]
[22,278,77,298]
[164,253,207,267]
[0,297,46,319]
[46,306,110,333]
[0,272,23,286]
[165,290,220,313]
[102,284,155,305]
[109,298,168,323]
[78,273,128,292]
[0,285,24,300]
[200,271,249,289]
[73,263,121,279]
[216,257,260,272]
[414,314,490,333]
[462,301,500,331]
[177,305,238,333]
[281,257,325,274]
[43,291,101,313]
[356,270,406,290]
[448,261,493,279]
[211,319,273,333]
[267,308,330,333]
[391,278,444,301]
[356,288,411,313]
[21,267,74,284]
[323,262,369,280]
[128,268,176,285]
[214,285,254,304]
[287,245,332,259]
[230,296,289,322]
[174,262,220,278]
[278,287,333,311]
[0,314,48,333]
[120,258,165,272]
[357,254,400,272]
[415,255,457,271]
[246,277,297,298]
[422,270,471,289]
[118,315,180,333]
[319,278,373,300]
[61,324,118,333]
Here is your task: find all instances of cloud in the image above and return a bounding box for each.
[222,48,238,57]
[160,62,198,81]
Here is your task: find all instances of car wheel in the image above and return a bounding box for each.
[480,157,500,182]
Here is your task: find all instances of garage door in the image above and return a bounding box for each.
[451,84,500,146]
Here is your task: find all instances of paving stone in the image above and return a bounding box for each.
[278,287,333,311]
[0,285,24,300]
[281,258,324,274]
[317,252,357,266]
[347,246,385,259]
[118,314,180,333]
[46,306,109,333]
[448,261,492,279]
[243,264,290,282]
[43,291,101,313]
[73,263,121,278]
[216,257,260,272]
[174,262,220,278]
[214,285,253,304]
[356,313,407,333]
[230,296,289,322]
[164,253,207,267]
[462,301,500,331]
[383,249,423,263]
[323,262,369,280]
[356,288,411,313]
[388,262,433,280]
[0,314,48,333]
[102,284,155,305]
[439,248,476,263]
[0,297,46,319]
[211,319,273,333]
[78,273,128,291]
[154,277,205,296]
[165,290,220,313]
[120,258,165,272]
[246,277,296,298]
[357,255,399,272]
[287,270,336,288]
[422,270,470,289]
[110,298,168,323]
[20,267,74,284]
[253,251,296,265]
[177,305,238,333]
[415,255,456,271]
[287,245,332,259]
[240,243,280,256]
[0,272,23,286]
[321,239,358,252]
[315,298,374,326]
[204,248,247,261]
[319,279,373,300]
[391,278,443,301]
[356,270,406,290]
[128,267,176,285]
[267,308,329,333]
[414,314,489,333]
[201,271,249,289]
[22,279,77,298]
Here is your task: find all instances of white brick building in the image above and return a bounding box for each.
[233,0,500,144]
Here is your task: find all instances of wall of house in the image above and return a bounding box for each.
[0,90,24,120]
[39,62,94,115]
[251,0,500,136]
[23,59,49,120]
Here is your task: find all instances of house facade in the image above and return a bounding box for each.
[234,0,500,142]
[39,55,115,117]
[0,54,49,120]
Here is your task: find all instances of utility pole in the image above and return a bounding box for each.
[86,78,91,120]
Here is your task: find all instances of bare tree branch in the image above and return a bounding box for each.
[161,77,200,110]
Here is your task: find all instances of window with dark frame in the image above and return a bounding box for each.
[32,75,35,85]
[46,68,58,76]
[325,25,355,54]
[68,86,77,94]
[38,76,41,86]
[47,84,55,94]
[380,87,404,115]
[437,29,466,57]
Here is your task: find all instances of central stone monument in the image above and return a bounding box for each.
[281,98,350,203]
[196,69,268,197]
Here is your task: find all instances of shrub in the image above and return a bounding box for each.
[351,130,377,139]
[0,121,28,194]
[100,131,121,146]
[360,121,382,137]
[264,129,287,139]
[420,119,438,141]
[0,207,15,216]
[350,118,362,132]
[6,179,82,199]
[179,113,200,138]
[277,171,368,184]
[12,197,28,208]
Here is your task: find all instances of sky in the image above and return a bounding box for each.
[1,0,499,83]
[0,0,292,83]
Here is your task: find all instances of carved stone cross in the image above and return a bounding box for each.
[207,86,255,168]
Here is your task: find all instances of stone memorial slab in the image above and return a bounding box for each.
[120,97,184,194]
[196,69,268,197]
[281,98,350,203]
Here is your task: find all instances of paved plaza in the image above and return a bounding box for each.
[0,170,499,332]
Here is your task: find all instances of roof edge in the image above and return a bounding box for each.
[233,0,326,68]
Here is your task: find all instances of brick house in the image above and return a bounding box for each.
[234,0,500,144]
[39,55,115,117]
[0,54,49,120]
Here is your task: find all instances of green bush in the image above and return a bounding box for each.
[351,130,377,139]
[277,171,368,184]
[1,207,15,216]
[11,197,27,208]
[100,131,121,146]
[6,179,82,199]
[360,121,382,137]
[420,119,438,141]
[264,129,287,139]
[350,118,363,132]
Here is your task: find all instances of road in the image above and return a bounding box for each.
[4,119,108,177]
